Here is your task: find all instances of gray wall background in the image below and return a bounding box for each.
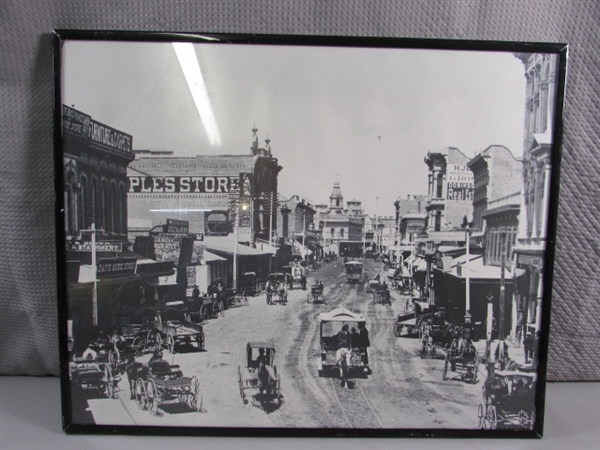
[1,0,598,381]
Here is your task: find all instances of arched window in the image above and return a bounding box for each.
[100,179,109,230]
[108,182,117,233]
[78,175,87,230]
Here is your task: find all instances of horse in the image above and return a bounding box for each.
[126,361,149,399]
[336,347,352,387]
[256,363,277,397]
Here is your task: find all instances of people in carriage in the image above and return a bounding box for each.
[314,279,324,292]
[148,349,171,375]
[336,324,350,349]
[450,329,477,373]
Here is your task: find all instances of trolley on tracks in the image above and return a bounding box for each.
[344,260,364,284]
[317,308,369,382]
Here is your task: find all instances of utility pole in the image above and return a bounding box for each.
[464,223,471,325]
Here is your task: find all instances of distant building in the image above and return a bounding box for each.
[424,147,474,233]
[314,182,365,256]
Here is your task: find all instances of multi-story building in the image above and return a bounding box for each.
[62,105,134,241]
[127,129,282,245]
[314,182,365,257]
[512,52,560,338]
[424,147,474,233]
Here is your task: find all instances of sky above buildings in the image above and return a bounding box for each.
[62,38,529,216]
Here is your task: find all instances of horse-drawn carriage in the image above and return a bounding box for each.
[395,274,414,296]
[307,280,325,303]
[442,334,480,384]
[265,273,288,305]
[127,351,203,416]
[317,308,369,384]
[239,272,262,297]
[69,338,122,399]
[283,262,307,290]
[372,283,392,305]
[344,260,363,284]
[145,302,205,353]
[238,342,283,407]
[478,371,537,430]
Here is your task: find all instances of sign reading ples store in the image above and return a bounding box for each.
[129,176,241,194]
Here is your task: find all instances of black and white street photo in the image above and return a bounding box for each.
[57,34,563,434]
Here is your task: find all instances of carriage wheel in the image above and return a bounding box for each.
[529,407,536,429]
[134,378,146,410]
[238,366,247,404]
[146,379,159,416]
[487,405,498,430]
[442,357,449,380]
[188,376,203,412]
[198,305,208,322]
[471,358,479,384]
[477,404,485,429]
[165,334,175,354]
[103,365,115,399]
[132,336,144,356]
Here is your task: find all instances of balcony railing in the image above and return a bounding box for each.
[488,191,522,209]
[514,236,546,250]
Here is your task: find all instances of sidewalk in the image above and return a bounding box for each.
[473,337,535,373]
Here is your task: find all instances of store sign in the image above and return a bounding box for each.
[63,105,91,137]
[518,254,543,267]
[89,120,132,153]
[133,235,196,266]
[66,240,122,252]
[136,260,174,276]
[446,164,474,201]
[165,219,189,234]
[96,257,137,278]
[128,175,240,194]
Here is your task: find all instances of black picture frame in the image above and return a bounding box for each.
[53,30,567,438]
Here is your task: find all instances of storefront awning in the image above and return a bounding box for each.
[202,235,275,256]
[412,257,427,272]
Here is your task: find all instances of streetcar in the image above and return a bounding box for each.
[344,260,363,284]
[316,308,369,381]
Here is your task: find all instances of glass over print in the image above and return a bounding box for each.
[54,30,566,437]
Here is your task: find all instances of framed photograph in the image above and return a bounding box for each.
[53,30,567,438]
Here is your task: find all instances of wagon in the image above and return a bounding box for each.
[265,273,288,305]
[69,345,119,399]
[317,308,368,380]
[128,353,203,416]
[307,281,325,303]
[147,302,205,353]
[442,339,480,384]
[238,342,283,407]
[239,272,262,297]
[478,371,537,430]
[223,288,249,308]
[394,311,419,337]
[372,285,392,305]
[395,274,414,296]
[283,263,307,290]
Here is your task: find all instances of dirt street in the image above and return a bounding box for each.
[85,259,483,430]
